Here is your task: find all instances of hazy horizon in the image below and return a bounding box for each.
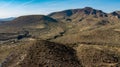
[0,0,120,18]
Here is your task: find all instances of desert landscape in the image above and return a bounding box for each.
[0,0,120,67]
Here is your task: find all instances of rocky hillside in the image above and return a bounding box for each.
[49,7,120,26]
[1,40,82,67]
[0,15,59,32]
[1,40,120,67]
[0,15,65,41]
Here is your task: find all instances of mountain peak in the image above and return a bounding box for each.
[49,7,107,22]
[110,11,120,18]
[84,7,93,10]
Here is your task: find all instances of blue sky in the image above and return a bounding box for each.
[0,0,120,18]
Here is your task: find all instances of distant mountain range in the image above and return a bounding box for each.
[0,17,15,24]
[0,17,15,21]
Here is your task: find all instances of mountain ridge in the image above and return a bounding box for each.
[48,7,120,27]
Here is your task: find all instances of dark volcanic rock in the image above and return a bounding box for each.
[2,40,82,67]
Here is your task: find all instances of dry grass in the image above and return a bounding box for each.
[76,44,120,67]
